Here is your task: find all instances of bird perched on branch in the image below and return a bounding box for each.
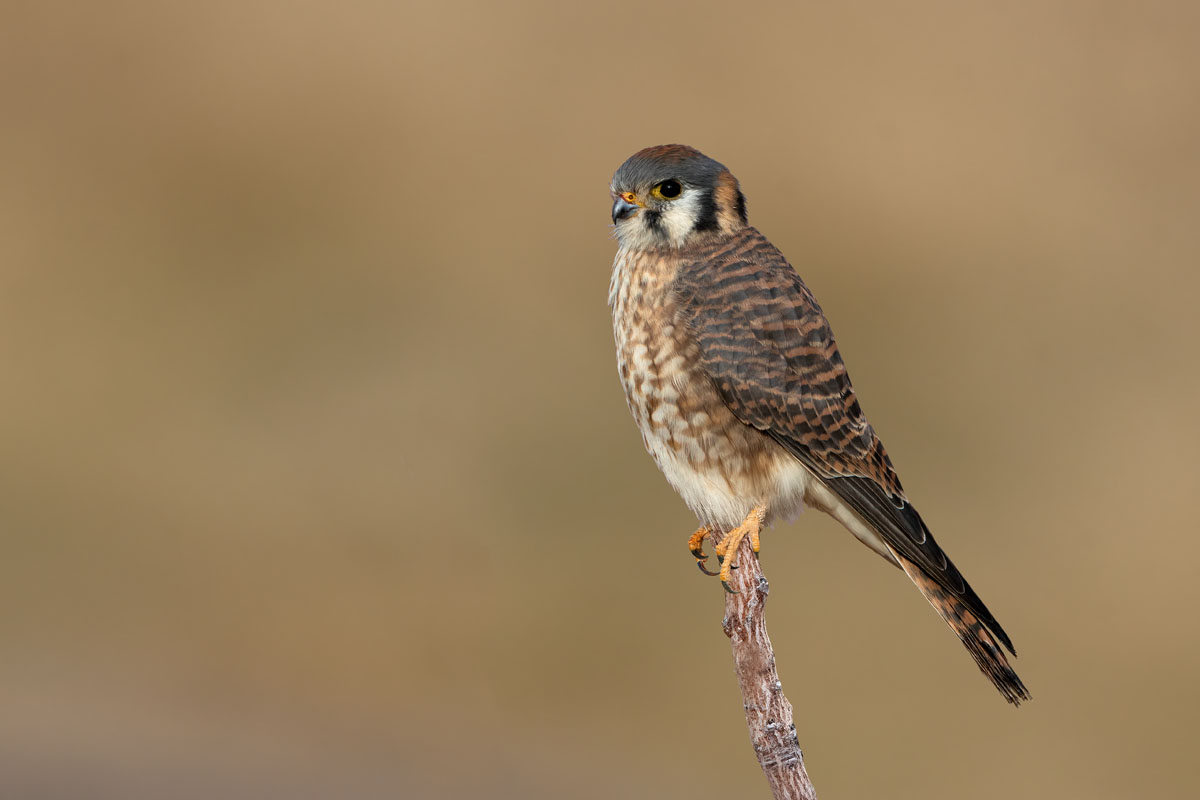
[608,144,1029,704]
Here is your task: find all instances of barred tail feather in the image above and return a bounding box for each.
[893,553,1031,705]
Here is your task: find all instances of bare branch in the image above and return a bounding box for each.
[718,532,818,800]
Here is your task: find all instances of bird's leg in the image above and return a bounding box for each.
[714,506,767,593]
[687,526,720,576]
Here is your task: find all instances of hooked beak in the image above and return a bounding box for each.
[611,192,642,223]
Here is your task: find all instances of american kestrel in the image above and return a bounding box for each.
[608,144,1029,704]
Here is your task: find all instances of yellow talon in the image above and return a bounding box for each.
[718,529,748,592]
[716,506,766,593]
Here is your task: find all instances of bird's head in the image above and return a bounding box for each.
[610,144,748,250]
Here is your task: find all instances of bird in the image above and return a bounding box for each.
[607,144,1029,704]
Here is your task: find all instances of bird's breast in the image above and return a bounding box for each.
[609,248,803,531]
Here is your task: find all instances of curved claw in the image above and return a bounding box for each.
[690,537,721,576]
[722,578,739,594]
[687,527,721,577]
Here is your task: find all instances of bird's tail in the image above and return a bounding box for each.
[893,553,1031,705]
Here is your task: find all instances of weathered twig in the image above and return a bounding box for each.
[717,531,818,800]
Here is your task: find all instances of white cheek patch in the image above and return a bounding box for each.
[658,189,704,247]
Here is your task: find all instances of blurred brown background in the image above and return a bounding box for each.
[2,2,1198,798]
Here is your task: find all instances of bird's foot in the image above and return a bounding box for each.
[714,506,767,593]
[687,526,720,575]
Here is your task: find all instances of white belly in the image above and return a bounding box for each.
[649,433,815,532]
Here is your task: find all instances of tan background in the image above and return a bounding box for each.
[2,2,1199,798]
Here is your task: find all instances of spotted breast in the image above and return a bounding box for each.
[609,242,812,533]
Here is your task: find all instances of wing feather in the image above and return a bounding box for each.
[674,227,1014,654]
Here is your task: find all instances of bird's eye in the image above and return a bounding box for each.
[652,179,683,200]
